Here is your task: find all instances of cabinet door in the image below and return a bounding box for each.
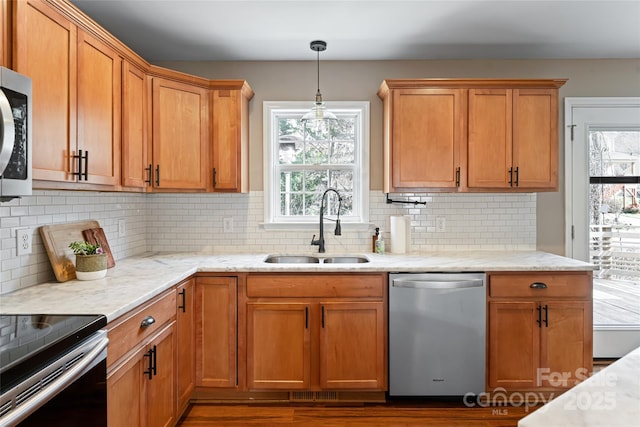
[513,88,558,190]
[468,89,513,188]
[388,88,464,190]
[151,78,209,190]
[176,279,195,413]
[539,301,592,388]
[14,0,77,182]
[212,89,246,192]
[319,302,386,390]
[146,323,176,427]
[488,301,540,389]
[77,30,121,186]
[107,349,144,427]
[122,60,149,189]
[195,277,237,388]
[247,302,310,390]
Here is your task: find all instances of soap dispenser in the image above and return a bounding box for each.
[372,227,380,253]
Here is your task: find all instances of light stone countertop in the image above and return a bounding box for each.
[518,345,640,427]
[0,251,594,322]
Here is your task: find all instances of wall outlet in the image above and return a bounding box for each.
[118,219,126,237]
[223,217,234,233]
[16,227,32,255]
[436,217,446,233]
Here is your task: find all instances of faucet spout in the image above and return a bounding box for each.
[310,188,342,253]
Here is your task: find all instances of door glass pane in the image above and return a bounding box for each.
[589,131,640,177]
[589,129,640,327]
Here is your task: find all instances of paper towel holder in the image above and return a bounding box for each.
[385,193,426,206]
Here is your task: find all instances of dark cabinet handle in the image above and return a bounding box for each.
[305,306,309,329]
[514,166,519,187]
[145,164,153,185]
[155,165,160,186]
[530,282,547,289]
[143,346,154,379]
[83,150,89,180]
[152,344,157,376]
[455,167,460,187]
[508,167,513,186]
[178,289,186,313]
[536,305,542,327]
[213,168,217,188]
[140,316,155,328]
[321,305,325,328]
[543,304,548,327]
[72,150,89,181]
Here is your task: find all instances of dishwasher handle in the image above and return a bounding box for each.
[392,278,484,289]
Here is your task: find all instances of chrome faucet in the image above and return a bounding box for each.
[311,188,342,253]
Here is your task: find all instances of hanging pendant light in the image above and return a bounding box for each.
[301,40,337,124]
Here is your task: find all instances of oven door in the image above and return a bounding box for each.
[0,331,108,427]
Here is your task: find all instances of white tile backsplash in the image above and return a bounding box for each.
[0,189,535,294]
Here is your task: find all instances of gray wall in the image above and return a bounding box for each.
[157,59,640,255]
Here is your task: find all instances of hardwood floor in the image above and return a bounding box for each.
[177,401,535,427]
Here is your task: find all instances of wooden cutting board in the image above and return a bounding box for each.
[40,220,100,282]
[83,227,116,268]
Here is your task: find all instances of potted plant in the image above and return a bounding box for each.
[69,241,107,280]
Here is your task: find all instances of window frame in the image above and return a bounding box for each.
[262,101,370,229]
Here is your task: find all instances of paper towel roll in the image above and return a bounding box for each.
[390,216,408,254]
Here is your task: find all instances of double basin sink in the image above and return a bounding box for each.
[264,255,369,264]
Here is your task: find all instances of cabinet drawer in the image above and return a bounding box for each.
[246,274,385,298]
[488,272,592,299]
[107,289,176,367]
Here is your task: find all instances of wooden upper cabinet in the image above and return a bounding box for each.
[468,87,560,190]
[211,83,253,193]
[468,89,513,189]
[378,84,465,192]
[1,0,10,67]
[151,77,209,191]
[13,0,121,188]
[121,60,149,189]
[378,79,566,193]
[14,0,77,183]
[512,89,559,189]
[77,29,121,186]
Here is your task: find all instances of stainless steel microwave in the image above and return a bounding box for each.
[0,66,32,201]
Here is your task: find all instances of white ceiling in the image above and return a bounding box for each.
[68,0,640,62]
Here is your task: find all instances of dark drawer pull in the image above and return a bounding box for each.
[140,316,156,328]
[530,282,547,289]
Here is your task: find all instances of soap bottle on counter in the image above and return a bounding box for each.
[375,230,385,254]
[372,227,380,253]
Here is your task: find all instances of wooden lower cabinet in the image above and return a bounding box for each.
[487,272,593,392]
[176,279,195,415]
[247,302,310,390]
[107,322,176,427]
[319,302,386,390]
[195,276,237,388]
[245,273,387,393]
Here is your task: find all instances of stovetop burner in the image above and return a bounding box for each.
[0,314,106,394]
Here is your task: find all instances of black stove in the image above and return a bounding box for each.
[0,314,106,395]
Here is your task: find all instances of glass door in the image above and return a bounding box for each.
[566,98,640,358]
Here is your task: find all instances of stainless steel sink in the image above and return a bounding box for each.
[322,256,369,263]
[264,255,320,264]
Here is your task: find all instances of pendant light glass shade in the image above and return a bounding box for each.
[301,40,337,124]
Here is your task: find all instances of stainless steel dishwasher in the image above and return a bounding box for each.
[389,272,486,396]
